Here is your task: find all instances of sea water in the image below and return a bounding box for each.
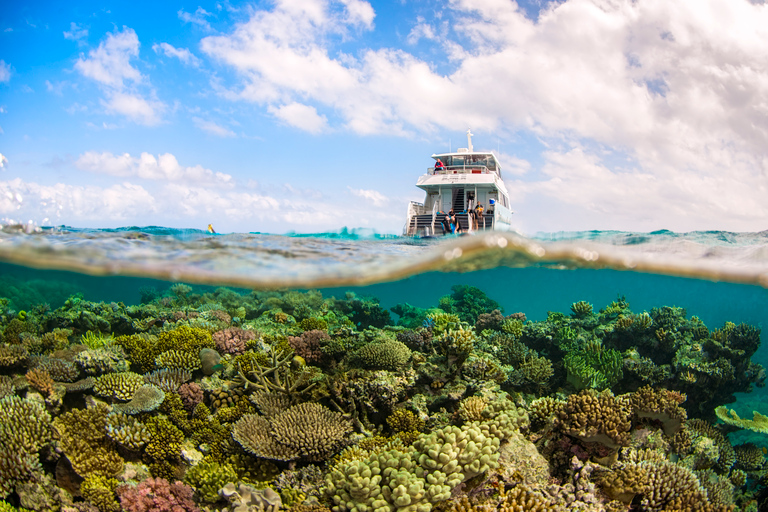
[1,225,767,509]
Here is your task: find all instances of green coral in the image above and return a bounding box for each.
[0,396,52,498]
[439,285,502,324]
[570,301,594,318]
[353,339,411,371]
[144,416,185,461]
[52,403,124,478]
[105,412,150,450]
[299,317,328,332]
[80,475,121,512]
[154,350,201,371]
[325,421,501,512]
[185,459,238,502]
[564,346,623,390]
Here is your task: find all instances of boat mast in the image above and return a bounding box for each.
[466,129,473,152]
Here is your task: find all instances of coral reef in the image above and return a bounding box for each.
[0,284,764,512]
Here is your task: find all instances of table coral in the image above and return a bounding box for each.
[144,367,192,393]
[233,402,353,462]
[105,412,151,451]
[155,350,201,371]
[112,384,165,415]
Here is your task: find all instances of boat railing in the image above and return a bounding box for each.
[429,164,496,176]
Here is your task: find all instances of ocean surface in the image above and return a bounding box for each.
[1,224,767,510]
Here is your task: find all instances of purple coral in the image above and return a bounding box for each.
[116,477,199,512]
[177,382,204,413]
[288,329,328,365]
[212,327,255,355]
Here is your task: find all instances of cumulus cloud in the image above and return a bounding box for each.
[75,151,233,185]
[200,0,768,232]
[348,186,388,206]
[0,178,157,222]
[63,22,88,42]
[268,102,328,133]
[0,153,7,169]
[178,7,213,30]
[75,27,166,125]
[0,61,11,83]
[192,117,236,137]
[152,42,201,66]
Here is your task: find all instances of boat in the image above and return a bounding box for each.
[404,130,514,236]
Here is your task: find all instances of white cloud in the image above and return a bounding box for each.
[45,80,67,95]
[0,61,11,83]
[201,0,768,232]
[406,17,436,45]
[178,7,213,30]
[268,102,328,133]
[74,27,166,125]
[63,22,88,42]
[339,0,375,29]
[192,117,236,137]
[348,186,388,206]
[75,151,233,185]
[0,153,7,169]
[75,27,142,88]
[0,178,157,221]
[152,42,201,67]
[101,92,164,125]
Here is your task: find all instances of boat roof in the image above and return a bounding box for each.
[431,151,501,170]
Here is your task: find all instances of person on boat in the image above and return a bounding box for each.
[440,211,451,234]
[434,159,445,172]
[448,209,460,234]
[473,203,484,229]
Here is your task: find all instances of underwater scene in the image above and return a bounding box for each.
[1,227,768,512]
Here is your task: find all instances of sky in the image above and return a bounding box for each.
[1,0,767,235]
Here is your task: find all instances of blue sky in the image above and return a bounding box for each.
[1,0,767,234]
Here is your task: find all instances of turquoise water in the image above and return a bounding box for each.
[1,225,768,510]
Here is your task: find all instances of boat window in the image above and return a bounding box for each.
[451,155,465,166]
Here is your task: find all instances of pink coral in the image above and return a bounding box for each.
[287,329,329,365]
[178,382,204,413]
[212,328,255,355]
[117,477,199,512]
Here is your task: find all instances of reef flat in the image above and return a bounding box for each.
[0,283,766,511]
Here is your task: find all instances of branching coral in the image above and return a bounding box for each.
[555,389,632,450]
[53,403,124,478]
[116,477,199,512]
[630,385,687,436]
[353,339,411,372]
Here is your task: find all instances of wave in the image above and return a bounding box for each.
[1,224,767,289]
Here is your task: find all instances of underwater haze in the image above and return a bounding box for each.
[0,226,768,511]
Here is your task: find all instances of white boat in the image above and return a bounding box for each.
[404,130,514,236]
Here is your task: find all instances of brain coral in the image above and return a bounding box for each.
[0,396,52,498]
[233,402,353,462]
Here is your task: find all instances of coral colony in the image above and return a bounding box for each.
[0,284,766,511]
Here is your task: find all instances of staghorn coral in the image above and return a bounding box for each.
[570,301,593,318]
[564,345,623,391]
[0,395,53,498]
[25,367,55,397]
[555,389,632,450]
[233,402,353,462]
[93,371,145,401]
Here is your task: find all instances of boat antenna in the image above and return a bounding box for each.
[466,128,473,152]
